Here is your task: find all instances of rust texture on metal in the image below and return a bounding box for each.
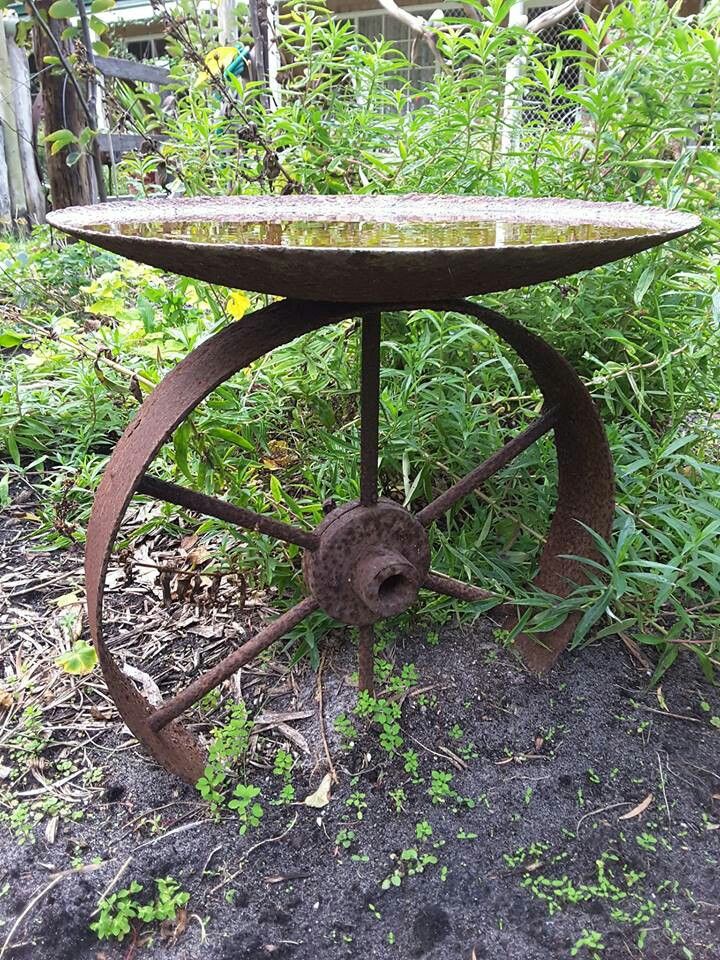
[65,194,697,783]
[359,313,381,507]
[47,195,698,303]
[138,474,319,551]
[303,499,430,626]
[84,299,354,784]
[82,296,615,782]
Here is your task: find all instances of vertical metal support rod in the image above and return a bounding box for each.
[359,312,381,507]
[358,624,375,696]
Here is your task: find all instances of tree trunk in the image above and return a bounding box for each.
[33,0,92,210]
[4,16,47,223]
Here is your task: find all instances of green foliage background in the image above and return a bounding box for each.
[1,0,718,680]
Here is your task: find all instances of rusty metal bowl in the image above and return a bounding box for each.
[47,195,698,303]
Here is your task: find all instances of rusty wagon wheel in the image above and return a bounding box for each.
[86,297,613,784]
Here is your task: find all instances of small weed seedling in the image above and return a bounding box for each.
[273,749,294,779]
[91,877,190,942]
[415,820,433,842]
[336,828,356,850]
[381,848,439,889]
[228,784,264,835]
[346,791,367,820]
[428,770,455,804]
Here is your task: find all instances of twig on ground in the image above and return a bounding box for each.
[201,844,223,876]
[1,863,104,958]
[132,818,213,852]
[635,704,702,723]
[209,814,298,894]
[90,856,134,917]
[576,801,633,835]
[657,751,671,826]
[317,651,337,784]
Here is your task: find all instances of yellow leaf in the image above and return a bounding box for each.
[226,290,251,320]
[56,640,98,676]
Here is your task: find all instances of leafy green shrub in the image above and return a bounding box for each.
[1,0,718,680]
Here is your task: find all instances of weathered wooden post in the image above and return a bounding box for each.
[0,124,10,226]
[2,14,46,223]
[0,13,28,223]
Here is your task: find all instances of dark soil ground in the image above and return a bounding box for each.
[1,504,719,960]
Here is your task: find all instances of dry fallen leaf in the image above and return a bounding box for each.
[0,689,13,710]
[45,815,59,844]
[304,772,333,808]
[54,591,81,608]
[186,545,212,566]
[619,793,653,820]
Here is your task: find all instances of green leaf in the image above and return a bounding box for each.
[0,330,25,348]
[269,474,283,503]
[0,474,9,509]
[5,430,20,467]
[205,427,255,451]
[48,0,78,18]
[172,420,193,482]
[92,39,111,57]
[56,640,98,676]
[89,14,107,34]
[44,128,78,155]
[91,0,115,11]
[633,265,655,307]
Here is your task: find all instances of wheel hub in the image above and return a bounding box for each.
[303,499,431,625]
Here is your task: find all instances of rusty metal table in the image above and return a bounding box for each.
[48,195,698,783]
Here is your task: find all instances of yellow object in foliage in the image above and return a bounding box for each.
[196,46,238,85]
[226,290,251,319]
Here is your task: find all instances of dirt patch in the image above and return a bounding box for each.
[0,507,718,960]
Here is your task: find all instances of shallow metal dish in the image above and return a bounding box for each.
[47,194,699,303]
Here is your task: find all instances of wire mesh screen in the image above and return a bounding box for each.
[524,4,584,125]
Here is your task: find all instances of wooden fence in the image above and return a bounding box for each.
[0,14,46,228]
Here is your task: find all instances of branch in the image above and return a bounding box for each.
[526,0,582,35]
[376,0,448,73]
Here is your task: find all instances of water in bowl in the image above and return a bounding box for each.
[88,218,652,248]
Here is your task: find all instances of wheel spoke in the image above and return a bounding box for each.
[359,313,381,507]
[137,475,318,551]
[358,624,375,695]
[415,405,560,527]
[148,596,319,732]
[423,570,497,603]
